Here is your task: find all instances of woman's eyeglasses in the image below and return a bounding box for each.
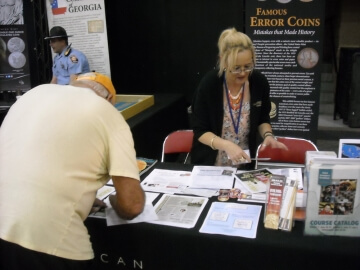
[229,65,254,74]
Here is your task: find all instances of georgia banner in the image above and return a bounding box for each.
[46,0,111,77]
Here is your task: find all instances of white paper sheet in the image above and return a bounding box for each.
[96,185,115,200]
[189,166,236,189]
[105,192,159,226]
[141,169,192,194]
[200,202,262,238]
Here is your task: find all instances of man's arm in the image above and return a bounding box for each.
[50,75,57,84]
[109,176,145,220]
[69,74,78,84]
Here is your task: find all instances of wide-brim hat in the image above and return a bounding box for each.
[44,26,73,40]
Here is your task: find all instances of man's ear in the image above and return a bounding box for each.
[107,93,115,105]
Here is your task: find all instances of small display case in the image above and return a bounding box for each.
[114,95,154,120]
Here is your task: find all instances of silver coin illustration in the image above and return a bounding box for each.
[7,37,25,53]
[8,51,26,68]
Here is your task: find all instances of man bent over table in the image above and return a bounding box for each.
[0,72,145,269]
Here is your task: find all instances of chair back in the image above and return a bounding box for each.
[161,130,194,163]
[255,136,318,169]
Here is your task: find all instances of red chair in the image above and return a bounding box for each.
[161,130,194,163]
[255,136,318,169]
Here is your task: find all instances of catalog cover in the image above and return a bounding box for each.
[304,158,360,236]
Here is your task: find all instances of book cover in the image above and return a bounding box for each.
[137,157,158,176]
[304,158,360,236]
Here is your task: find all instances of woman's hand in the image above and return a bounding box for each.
[223,140,251,164]
[259,136,288,151]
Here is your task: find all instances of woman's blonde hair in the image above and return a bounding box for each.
[217,28,256,77]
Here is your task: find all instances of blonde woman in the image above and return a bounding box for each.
[191,28,287,167]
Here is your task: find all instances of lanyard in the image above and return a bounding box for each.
[224,76,244,135]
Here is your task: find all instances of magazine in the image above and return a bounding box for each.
[235,169,272,194]
[304,158,360,236]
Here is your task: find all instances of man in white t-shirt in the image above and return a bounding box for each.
[0,72,145,269]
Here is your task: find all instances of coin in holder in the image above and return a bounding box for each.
[218,189,230,201]
[229,188,241,199]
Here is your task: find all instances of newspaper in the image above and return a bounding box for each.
[148,194,208,229]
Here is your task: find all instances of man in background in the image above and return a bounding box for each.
[45,26,90,85]
[0,72,145,269]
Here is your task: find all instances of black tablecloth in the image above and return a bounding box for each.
[85,162,360,270]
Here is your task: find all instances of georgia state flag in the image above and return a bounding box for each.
[51,0,67,15]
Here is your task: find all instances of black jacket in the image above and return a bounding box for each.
[190,69,271,165]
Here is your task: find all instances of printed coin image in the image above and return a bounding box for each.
[8,52,26,68]
[7,37,25,53]
[0,37,6,63]
[297,48,319,69]
[269,102,277,118]
[276,0,292,3]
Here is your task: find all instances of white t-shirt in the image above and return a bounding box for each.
[0,84,140,260]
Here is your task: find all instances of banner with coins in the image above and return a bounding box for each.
[245,0,325,142]
[0,0,31,94]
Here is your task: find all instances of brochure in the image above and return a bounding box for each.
[304,158,360,236]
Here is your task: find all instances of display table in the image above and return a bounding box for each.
[85,162,360,270]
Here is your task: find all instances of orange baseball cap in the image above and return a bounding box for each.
[76,72,116,103]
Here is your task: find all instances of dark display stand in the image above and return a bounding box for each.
[335,47,360,123]
[348,53,360,127]
[127,93,189,160]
